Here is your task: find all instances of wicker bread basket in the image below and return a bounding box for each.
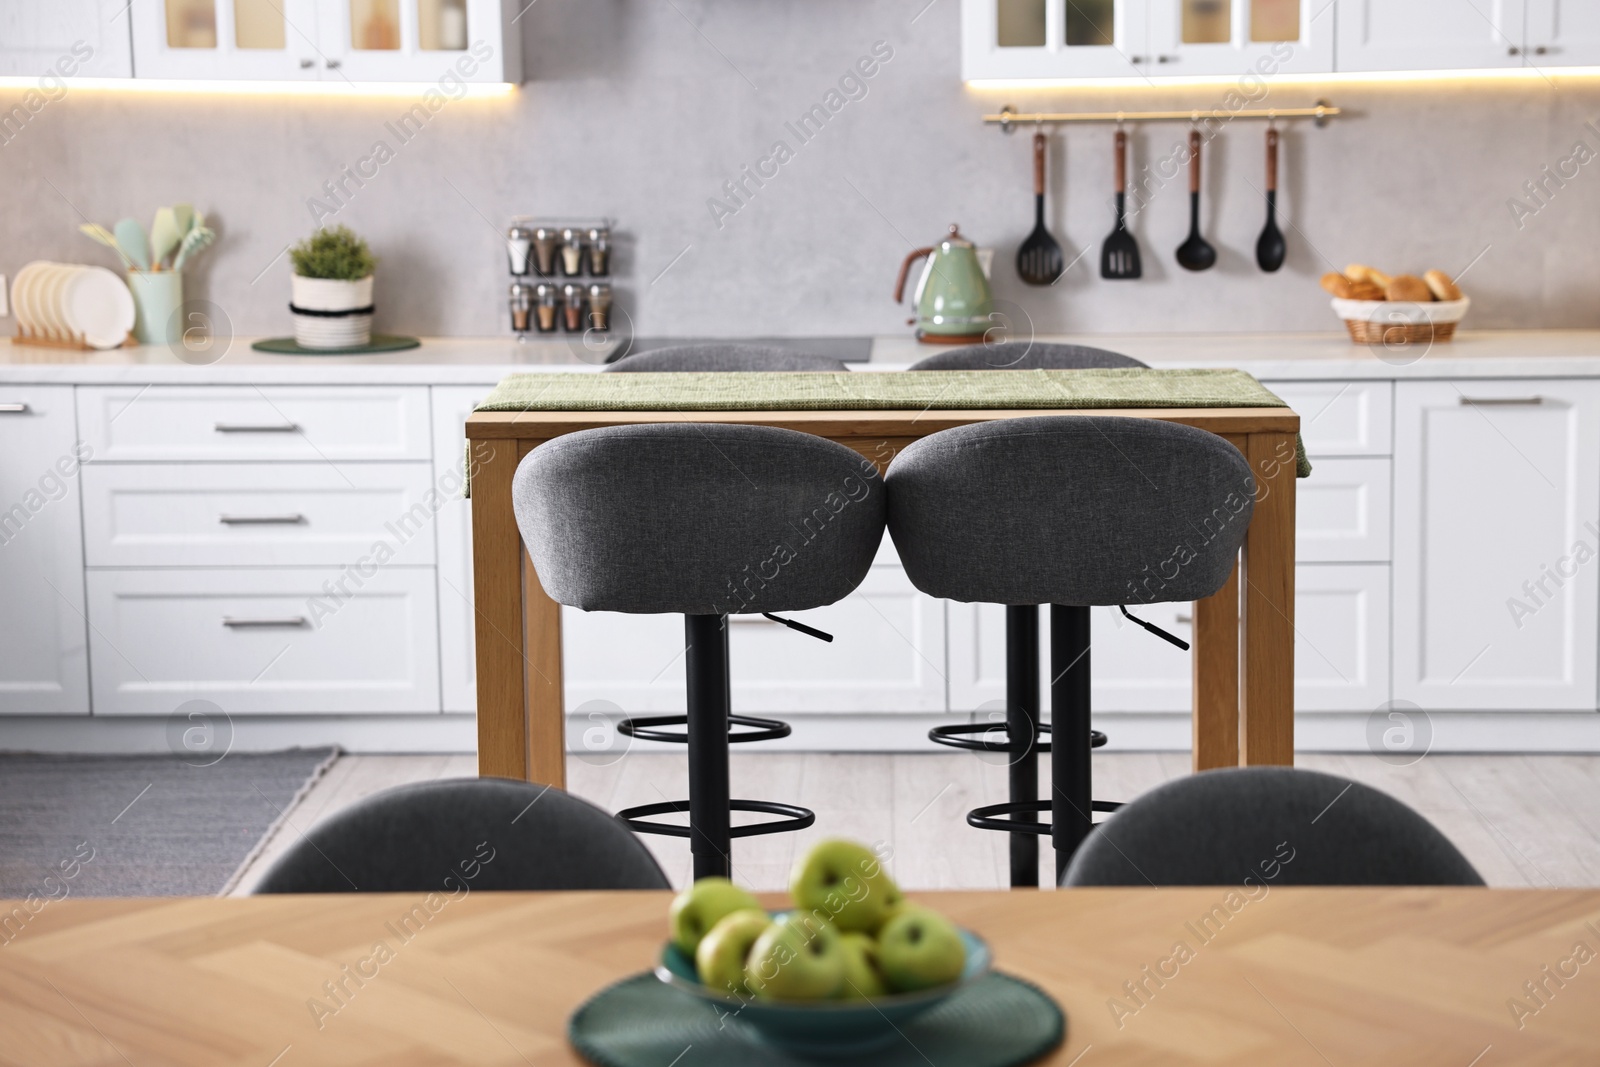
[1332,297,1470,345]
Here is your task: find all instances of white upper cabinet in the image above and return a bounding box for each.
[1393,380,1600,711]
[1336,0,1527,71]
[1523,0,1600,66]
[961,0,1331,79]
[130,0,522,82]
[0,1,134,77]
[964,0,1149,80]
[1144,0,1333,76]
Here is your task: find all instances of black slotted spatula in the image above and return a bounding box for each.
[1017,129,1064,285]
[1100,128,1141,280]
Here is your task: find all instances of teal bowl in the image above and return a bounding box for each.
[654,917,992,1057]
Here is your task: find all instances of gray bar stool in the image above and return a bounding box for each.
[606,343,849,373]
[513,423,885,880]
[886,415,1253,885]
[907,341,1148,371]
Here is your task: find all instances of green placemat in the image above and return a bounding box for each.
[568,972,1065,1067]
[251,334,421,355]
[466,368,1311,495]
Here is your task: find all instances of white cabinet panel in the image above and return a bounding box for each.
[82,462,438,568]
[1262,380,1392,456]
[1144,0,1334,76]
[431,385,489,714]
[948,563,1389,714]
[564,568,946,714]
[1525,0,1600,65]
[321,0,521,83]
[87,567,440,715]
[1394,380,1600,710]
[1294,564,1390,712]
[1296,456,1391,562]
[0,387,90,715]
[1336,0,1527,71]
[131,0,324,80]
[78,386,431,463]
[0,1,134,77]
[961,0,1151,80]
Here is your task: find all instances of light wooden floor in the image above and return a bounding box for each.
[230,752,1600,893]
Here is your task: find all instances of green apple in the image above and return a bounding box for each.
[744,913,845,1001]
[877,907,967,993]
[695,909,772,998]
[835,931,888,1000]
[789,839,904,935]
[669,877,762,956]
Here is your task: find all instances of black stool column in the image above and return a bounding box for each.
[1005,605,1041,888]
[686,613,732,880]
[1050,605,1093,883]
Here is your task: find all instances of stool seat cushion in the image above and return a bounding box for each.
[886,416,1253,606]
[909,342,1148,371]
[515,424,886,615]
[606,344,849,373]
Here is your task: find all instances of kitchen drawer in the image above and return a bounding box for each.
[86,568,440,715]
[1296,457,1391,562]
[1263,381,1392,456]
[82,463,438,568]
[563,566,944,713]
[77,386,430,462]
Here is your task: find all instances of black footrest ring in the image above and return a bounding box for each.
[617,799,816,839]
[928,723,1109,754]
[618,713,792,744]
[966,798,1124,834]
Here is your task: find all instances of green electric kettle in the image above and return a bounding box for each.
[893,224,995,344]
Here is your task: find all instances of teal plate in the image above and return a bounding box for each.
[568,971,1064,1066]
[251,335,420,355]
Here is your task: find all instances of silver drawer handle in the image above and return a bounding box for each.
[223,616,308,628]
[0,403,30,414]
[219,514,306,525]
[215,422,301,433]
[1459,396,1543,406]
[1175,613,1193,624]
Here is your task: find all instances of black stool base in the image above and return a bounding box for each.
[618,799,815,840]
[966,798,1123,836]
[928,722,1110,754]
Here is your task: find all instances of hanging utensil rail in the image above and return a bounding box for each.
[987,100,1341,132]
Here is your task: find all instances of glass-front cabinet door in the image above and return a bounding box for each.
[1144,0,1334,75]
[962,0,1153,80]
[322,0,513,82]
[131,0,324,79]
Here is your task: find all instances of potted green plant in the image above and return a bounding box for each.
[289,225,376,349]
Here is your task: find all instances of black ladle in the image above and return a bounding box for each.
[1256,127,1286,272]
[1175,130,1216,272]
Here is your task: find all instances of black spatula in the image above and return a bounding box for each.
[1100,129,1141,280]
[1017,130,1064,285]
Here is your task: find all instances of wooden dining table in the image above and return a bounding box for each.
[5,888,1597,1065]
[466,402,1301,786]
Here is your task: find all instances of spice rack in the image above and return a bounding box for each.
[505,216,616,339]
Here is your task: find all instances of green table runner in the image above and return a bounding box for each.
[468,369,1310,493]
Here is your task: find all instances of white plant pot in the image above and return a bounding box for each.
[291,274,374,350]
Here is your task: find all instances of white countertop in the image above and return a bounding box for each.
[4,331,1600,384]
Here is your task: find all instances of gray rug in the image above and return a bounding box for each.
[0,749,338,898]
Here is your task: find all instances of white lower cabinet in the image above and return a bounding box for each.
[86,567,440,715]
[0,386,90,715]
[432,386,488,714]
[947,563,1389,716]
[1394,379,1600,711]
[563,566,946,715]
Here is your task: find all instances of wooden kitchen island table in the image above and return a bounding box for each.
[4,888,1595,1065]
[465,369,1304,787]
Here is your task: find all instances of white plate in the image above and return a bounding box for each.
[12,261,48,332]
[34,264,73,334]
[1331,296,1470,325]
[64,266,135,349]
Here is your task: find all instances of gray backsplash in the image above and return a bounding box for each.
[4,0,1599,340]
